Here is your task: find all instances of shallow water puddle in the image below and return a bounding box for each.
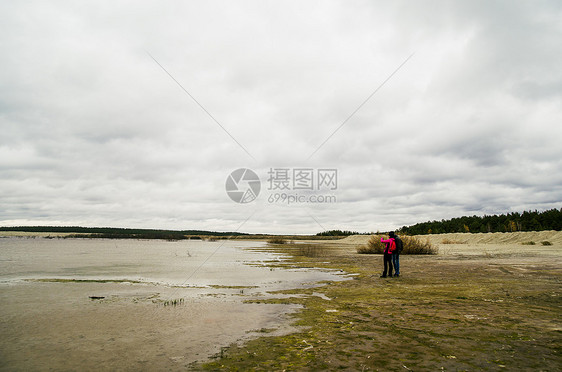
[0,237,349,370]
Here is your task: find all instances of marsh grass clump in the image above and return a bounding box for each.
[267,237,287,245]
[521,241,536,245]
[357,235,437,255]
[295,244,326,257]
[541,241,552,246]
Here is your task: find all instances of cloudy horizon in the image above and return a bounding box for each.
[1,1,561,234]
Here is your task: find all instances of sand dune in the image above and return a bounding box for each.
[339,230,562,246]
[421,230,562,245]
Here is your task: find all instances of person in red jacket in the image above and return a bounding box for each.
[380,234,396,278]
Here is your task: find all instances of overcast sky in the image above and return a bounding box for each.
[1,1,561,234]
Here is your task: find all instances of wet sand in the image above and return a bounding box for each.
[0,237,348,371]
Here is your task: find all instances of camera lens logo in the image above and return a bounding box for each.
[225,168,261,203]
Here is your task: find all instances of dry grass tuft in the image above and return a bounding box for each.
[402,235,438,255]
[441,238,467,244]
[356,235,385,254]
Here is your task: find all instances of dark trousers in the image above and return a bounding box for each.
[392,253,400,276]
[382,253,393,277]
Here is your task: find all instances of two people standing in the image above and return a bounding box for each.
[380,231,402,278]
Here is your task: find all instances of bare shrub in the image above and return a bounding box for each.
[541,241,553,246]
[521,241,536,245]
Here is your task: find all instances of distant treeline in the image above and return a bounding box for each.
[316,230,363,236]
[399,208,562,235]
[0,226,248,240]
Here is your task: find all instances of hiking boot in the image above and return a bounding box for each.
[380,275,387,278]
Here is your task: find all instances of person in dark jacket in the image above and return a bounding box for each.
[380,233,396,278]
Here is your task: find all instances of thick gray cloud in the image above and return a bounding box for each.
[1,0,561,233]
